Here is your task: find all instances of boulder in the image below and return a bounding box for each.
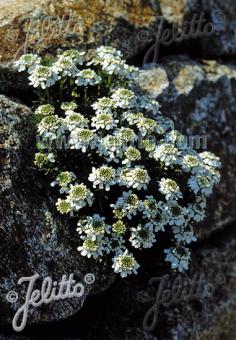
[142,0,236,60]
[137,56,236,239]
[0,94,114,327]
[0,0,158,63]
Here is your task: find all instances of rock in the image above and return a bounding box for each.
[85,224,236,339]
[0,94,114,327]
[0,0,235,66]
[158,0,187,24]
[0,0,159,63]
[198,0,236,58]
[0,64,29,101]
[137,56,236,239]
[148,0,236,59]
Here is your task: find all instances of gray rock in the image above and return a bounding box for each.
[0,64,29,99]
[86,225,236,339]
[149,0,236,59]
[137,56,236,239]
[199,0,236,58]
[0,95,114,327]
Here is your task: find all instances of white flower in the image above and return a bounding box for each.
[60,49,85,64]
[112,249,140,278]
[188,175,214,196]
[123,64,139,80]
[159,178,182,200]
[199,152,221,184]
[115,127,138,145]
[47,153,55,162]
[164,247,191,272]
[106,234,126,254]
[29,65,59,89]
[77,214,110,240]
[88,46,132,77]
[165,201,189,226]
[34,152,55,168]
[111,88,136,108]
[155,115,174,133]
[92,97,117,114]
[75,69,101,86]
[111,191,140,220]
[140,196,160,219]
[165,130,186,148]
[98,135,123,162]
[51,171,76,194]
[68,183,94,211]
[122,111,144,125]
[149,201,169,232]
[89,166,116,191]
[141,139,156,154]
[91,112,118,130]
[182,154,201,174]
[129,223,156,249]
[199,151,221,169]
[53,57,78,77]
[97,56,126,76]
[207,168,221,184]
[35,104,55,116]
[153,143,179,166]
[136,95,161,114]
[65,111,88,131]
[61,102,78,111]
[187,198,207,222]
[15,53,41,72]
[136,117,158,136]
[56,198,72,215]
[78,236,106,259]
[69,128,95,152]
[119,167,150,190]
[96,46,123,59]
[172,224,197,244]
[122,146,141,166]
[37,115,65,140]
[111,220,127,235]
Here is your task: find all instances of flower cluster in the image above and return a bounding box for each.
[16,46,221,278]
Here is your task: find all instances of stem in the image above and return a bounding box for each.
[84,86,88,107]
[107,74,113,89]
[98,82,101,97]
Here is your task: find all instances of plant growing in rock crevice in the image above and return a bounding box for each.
[15,47,221,278]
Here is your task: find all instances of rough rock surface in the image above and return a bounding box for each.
[84,225,236,340]
[137,57,236,239]
[0,0,159,63]
[196,0,236,58]
[144,0,236,59]
[0,95,114,326]
[0,0,236,64]
[3,227,235,339]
